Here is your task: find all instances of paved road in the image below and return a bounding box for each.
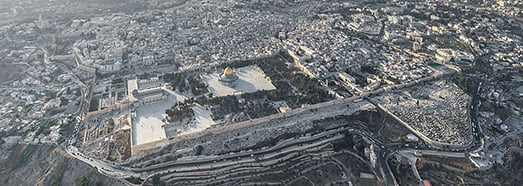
[67,125,406,185]
[348,128,398,186]
[66,146,141,178]
[382,80,485,185]
[144,134,345,183]
[66,127,351,180]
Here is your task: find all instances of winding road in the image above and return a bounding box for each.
[62,65,485,186]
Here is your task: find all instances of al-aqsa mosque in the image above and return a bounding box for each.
[219,67,240,87]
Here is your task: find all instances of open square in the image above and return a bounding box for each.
[131,93,176,146]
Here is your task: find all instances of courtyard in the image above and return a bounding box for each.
[203,65,276,97]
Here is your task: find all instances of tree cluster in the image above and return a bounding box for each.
[165,104,194,122]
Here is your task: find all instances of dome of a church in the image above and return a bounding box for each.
[224,67,234,76]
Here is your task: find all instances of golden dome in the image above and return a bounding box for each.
[223,67,234,76]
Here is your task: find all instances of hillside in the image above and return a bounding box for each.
[0,139,124,186]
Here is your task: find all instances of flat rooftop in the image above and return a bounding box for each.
[203,65,276,97]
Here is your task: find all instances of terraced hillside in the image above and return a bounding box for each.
[0,142,124,186]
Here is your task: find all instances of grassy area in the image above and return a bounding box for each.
[224,54,333,107]
[37,119,56,136]
[50,172,63,186]
[76,176,89,186]
[15,144,36,168]
[257,56,334,108]
[428,62,446,70]
[166,53,333,122]
[434,35,469,52]
[2,126,23,137]
[450,74,477,95]
[195,145,203,155]
[125,176,144,184]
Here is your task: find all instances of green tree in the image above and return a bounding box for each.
[165,109,174,117]
[76,176,89,186]
[152,175,161,186]
[107,118,114,127]
[195,145,203,155]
